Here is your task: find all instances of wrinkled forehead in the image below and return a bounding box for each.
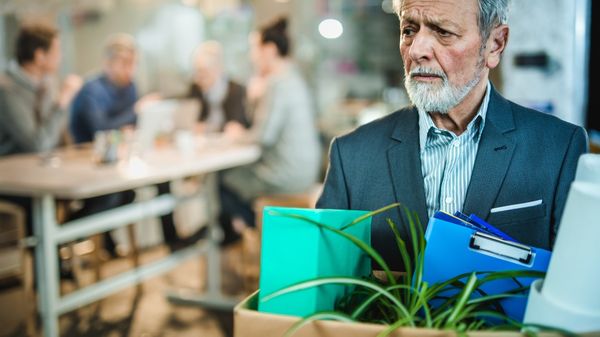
[397,0,479,27]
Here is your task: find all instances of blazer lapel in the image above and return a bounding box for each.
[386,108,429,226]
[463,87,516,220]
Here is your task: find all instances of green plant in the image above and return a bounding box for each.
[261,203,569,337]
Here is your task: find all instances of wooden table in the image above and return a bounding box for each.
[0,137,260,337]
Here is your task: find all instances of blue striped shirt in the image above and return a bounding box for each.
[419,83,491,217]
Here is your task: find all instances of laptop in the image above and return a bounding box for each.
[136,98,200,151]
[172,98,200,131]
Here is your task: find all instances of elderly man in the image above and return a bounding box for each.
[187,40,249,132]
[317,0,588,270]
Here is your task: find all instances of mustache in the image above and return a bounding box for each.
[409,67,447,80]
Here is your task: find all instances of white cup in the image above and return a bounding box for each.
[175,130,195,156]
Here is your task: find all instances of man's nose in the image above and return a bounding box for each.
[408,31,434,64]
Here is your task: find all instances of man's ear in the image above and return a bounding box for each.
[33,48,46,65]
[264,42,279,59]
[485,24,509,69]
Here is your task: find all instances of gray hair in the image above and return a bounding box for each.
[192,40,224,69]
[393,0,510,42]
[477,0,510,41]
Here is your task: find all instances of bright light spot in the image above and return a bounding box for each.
[318,19,343,39]
[381,0,395,14]
[119,156,149,177]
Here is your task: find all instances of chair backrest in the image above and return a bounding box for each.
[0,201,26,280]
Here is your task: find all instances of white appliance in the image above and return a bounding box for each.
[524,154,600,332]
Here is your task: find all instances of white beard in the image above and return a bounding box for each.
[404,65,482,114]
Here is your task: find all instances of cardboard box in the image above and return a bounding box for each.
[235,292,577,337]
[258,207,371,317]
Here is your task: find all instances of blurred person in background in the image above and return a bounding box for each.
[187,40,250,132]
[0,23,82,230]
[69,34,184,254]
[217,17,321,244]
[0,23,81,156]
[70,33,157,143]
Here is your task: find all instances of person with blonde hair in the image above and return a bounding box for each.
[187,40,249,132]
[70,33,158,142]
[69,33,184,254]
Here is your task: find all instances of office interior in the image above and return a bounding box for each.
[0,0,598,337]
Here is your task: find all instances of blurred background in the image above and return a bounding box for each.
[0,0,596,140]
[0,0,597,336]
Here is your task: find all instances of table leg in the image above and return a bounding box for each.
[167,173,239,310]
[33,195,60,337]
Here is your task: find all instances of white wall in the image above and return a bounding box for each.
[0,16,5,69]
[501,0,590,127]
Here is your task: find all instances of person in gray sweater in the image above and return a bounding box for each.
[0,23,81,278]
[0,24,81,156]
[0,25,81,221]
[217,18,321,244]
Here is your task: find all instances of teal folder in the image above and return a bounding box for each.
[258,207,371,317]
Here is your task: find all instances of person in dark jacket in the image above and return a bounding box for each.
[187,40,249,132]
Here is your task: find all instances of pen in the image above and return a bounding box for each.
[468,213,519,243]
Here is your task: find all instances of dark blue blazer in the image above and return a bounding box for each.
[316,87,588,271]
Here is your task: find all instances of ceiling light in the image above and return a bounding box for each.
[318,18,343,39]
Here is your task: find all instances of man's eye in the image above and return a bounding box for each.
[402,27,416,36]
[437,28,452,37]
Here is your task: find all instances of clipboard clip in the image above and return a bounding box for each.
[469,231,533,264]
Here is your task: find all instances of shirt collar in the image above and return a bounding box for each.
[100,74,134,94]
[418,80,491,151]
[205,74,228,104]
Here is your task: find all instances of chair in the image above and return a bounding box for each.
[0,201,35,337]
[57,199,141,287]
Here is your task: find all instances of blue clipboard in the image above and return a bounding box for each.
[422,211,552,322]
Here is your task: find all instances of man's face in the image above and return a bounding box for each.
[106,51,137,87]
[249,32,270,76]
[193,55,219,92]
[38,37,62,75]
[399,0,487,113]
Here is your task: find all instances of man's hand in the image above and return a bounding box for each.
[246,75,267,103]
[57,74,83,109]
[223,121,247,141]
[134,93,162,114]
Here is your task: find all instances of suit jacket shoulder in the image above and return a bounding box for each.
[336,107,416,148]
[510,99,581,134]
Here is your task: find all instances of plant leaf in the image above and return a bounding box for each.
[261,276,414,324]
[386,218,412,298]
[445,272,478,325]
[375,316,415,337]
[341,203,401,231]
[282,311,355,337]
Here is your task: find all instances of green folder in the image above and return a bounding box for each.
[258,207,372,317]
